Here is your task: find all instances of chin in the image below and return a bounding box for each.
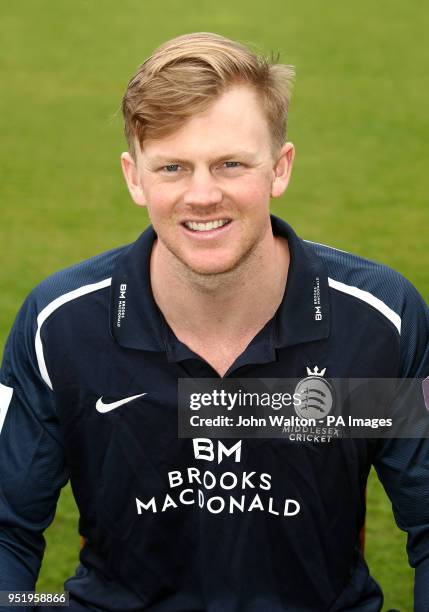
[182,254,246,278]
[186,262,234,277]
[164,240,254,278]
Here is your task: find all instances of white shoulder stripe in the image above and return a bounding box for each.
[328,277,401,335]
[0,383,13,435]
[304,239,348,254]
[35,278,112,390]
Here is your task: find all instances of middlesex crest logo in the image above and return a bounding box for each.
[294,366,334,421]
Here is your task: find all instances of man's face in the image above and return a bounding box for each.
[121,85,294,276]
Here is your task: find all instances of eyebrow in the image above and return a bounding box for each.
[147,151,257,165]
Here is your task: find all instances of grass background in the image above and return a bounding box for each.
[1,1,428,610]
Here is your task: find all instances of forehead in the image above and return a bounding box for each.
[139,85,273,161]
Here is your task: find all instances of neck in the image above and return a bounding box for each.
[150,229,290,344]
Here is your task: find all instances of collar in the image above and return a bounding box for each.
[110,215,330,354]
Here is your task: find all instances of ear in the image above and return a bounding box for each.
[271,142,295,198]
[120,151,147,207]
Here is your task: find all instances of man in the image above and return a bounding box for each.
[0,32,428,611]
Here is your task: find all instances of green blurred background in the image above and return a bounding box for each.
[1,1,428,610]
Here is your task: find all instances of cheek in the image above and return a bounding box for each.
[144,184,181,219]
[228,176,271,210]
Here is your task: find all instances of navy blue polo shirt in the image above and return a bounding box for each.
[0,215,428,611]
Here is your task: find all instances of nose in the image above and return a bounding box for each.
[183,168,223,207]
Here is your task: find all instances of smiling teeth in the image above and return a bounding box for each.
[185,219,230,231]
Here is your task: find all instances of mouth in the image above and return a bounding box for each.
[182,219,232,233]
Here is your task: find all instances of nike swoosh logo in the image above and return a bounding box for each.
[96,393,147,413]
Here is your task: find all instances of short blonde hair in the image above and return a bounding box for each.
[122,32,294,159]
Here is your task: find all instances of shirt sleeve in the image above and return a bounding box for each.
[372,279,429,611]
[0,293,68,606]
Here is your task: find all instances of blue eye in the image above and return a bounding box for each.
[164,164,180,172]
[224,161,241,168]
